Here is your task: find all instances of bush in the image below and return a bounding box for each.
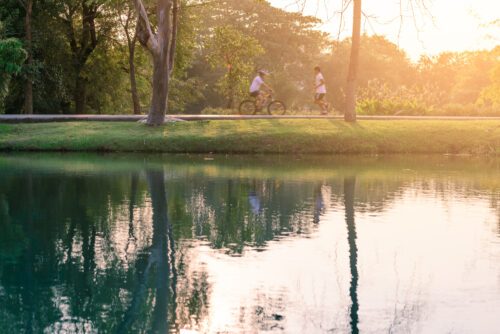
[434,103,500,117]
[355,79,500,117]
[356,98,429,116]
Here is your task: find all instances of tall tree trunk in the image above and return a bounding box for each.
[344,176,359,334]
[145,0,174,126]
[60,1,98,115]
[133,0,178,126]
[128,36,141,115]
[24,0,33,114]
[74,74,87,114]
[226,66,233,109]
[345,0,361,122]
[148,54,170,125]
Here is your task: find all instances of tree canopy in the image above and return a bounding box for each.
[0,0,498,115]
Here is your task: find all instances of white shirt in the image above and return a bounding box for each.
[250,76,264,93]
[315,73,326,94]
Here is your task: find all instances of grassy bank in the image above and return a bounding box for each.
[0,120,499,154]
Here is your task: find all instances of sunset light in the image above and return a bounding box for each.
[0,0,499,333]
[272,0,500,59]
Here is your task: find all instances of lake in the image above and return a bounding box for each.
[0,153,499,333]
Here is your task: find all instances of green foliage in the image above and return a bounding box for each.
[0,0,499,115]
[167,0,204,113]
[435,103,500,117]
[81,43,126,114]
[0,35,27,108]
[356,79,500,116]
[416,49,500,106]
[321,34,415,111]
[356,80,431,115]
[168,77,205,114]
[356,99,428,116]
[189,0,328,111]
[479,62,500,107]
[200,107,234,115]
[0,38,26,74]
[205,25,264,107]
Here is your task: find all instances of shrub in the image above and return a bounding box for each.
[434,103,500,117]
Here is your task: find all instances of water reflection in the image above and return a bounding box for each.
[0,154,499,333]
[344,177,359,334]
[119,170,177,333]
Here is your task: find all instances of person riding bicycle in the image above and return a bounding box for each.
[250,70,272,109]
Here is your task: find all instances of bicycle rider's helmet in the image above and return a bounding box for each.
[258,70,269,76]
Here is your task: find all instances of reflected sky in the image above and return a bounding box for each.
[0,154,499,333]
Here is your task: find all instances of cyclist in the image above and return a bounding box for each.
[249,70,273,109]
[313,66,330,114]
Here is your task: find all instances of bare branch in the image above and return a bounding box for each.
[337,0,352,42]
[361,11,377,35]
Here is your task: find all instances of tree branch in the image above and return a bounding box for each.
[133,0,158,54]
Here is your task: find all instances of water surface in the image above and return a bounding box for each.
[0,153,499,333]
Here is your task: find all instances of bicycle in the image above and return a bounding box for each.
[238,92,286,115]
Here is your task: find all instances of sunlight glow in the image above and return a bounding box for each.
[270,0,500,59]
[189,189,499,333]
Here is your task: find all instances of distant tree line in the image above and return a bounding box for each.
[0,0,498,116]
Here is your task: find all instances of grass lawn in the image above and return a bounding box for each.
[0,120,499,154]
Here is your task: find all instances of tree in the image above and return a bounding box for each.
[294,0,432,121]
[132,0,180,125]
[117,2,141,115]
[344,0,361,122]
[451,50,500,105]
[56,0,115,114]
[1,0,73,114]
[205,25,263,108]
[190,0,327,111]
[479,61,500,107]
[321,34,414,111]
[18,0,33,114]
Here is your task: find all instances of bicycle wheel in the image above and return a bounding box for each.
[267,100,286,115]
[239,100,257,115]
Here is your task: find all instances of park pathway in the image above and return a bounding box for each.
[1,114,500,123]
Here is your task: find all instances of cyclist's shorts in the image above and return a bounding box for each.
[250,91,260,98]
[315,93,325,101]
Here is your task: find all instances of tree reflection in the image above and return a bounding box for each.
[3,157,498,333]
[183,178,319,254]
[344,176,359,334]
[313,182,325,224]
[126,173,139,254]
[119,170,178,333]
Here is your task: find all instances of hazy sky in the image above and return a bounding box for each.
[269,0,500,60]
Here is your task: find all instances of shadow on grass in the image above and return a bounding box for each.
[328,119,366,131]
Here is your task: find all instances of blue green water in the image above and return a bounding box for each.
[0,153,499,333]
